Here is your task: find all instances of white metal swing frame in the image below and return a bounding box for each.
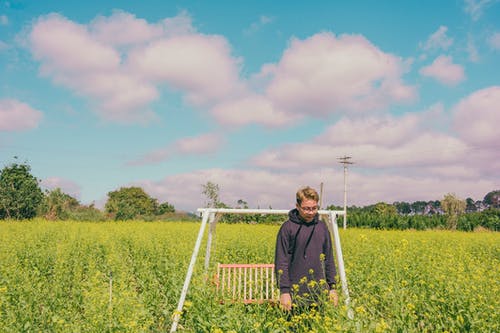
[170,208,351,332]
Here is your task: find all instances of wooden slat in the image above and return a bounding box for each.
[215,263,277,304]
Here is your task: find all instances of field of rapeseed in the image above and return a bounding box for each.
[0,219,498,332]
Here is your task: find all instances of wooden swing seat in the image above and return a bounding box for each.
[215,263,278,304]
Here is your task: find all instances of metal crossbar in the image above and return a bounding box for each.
[215,263,278,304]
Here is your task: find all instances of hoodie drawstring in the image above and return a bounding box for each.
[290,224,302,262]
[303,224,316,259]
[291,223,316,261]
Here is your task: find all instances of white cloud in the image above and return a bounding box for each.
[264,32,416,117]
[129,147,171,166]
[345,173,494,206]
[27,11,244,123]
[41,177,82,199]
[244,15,274,35]
[176,133,224,154]
[419,55,465,85]
[28,13,159,123]
[0,99,43,131]
[90,10,164,47]
[250,112,470,172]
[467,34,480,62]
[127,34,244,106]
[138,168,343,211]
[210,95,300,127]
[453,86,500,148]
[210,29,420,127]
[426,165,480,178]
[488,32,500,50]
[251,134,467,171]
[421,26,454,51]
[315,115,421,147]
[30,14,121,74]
[129,133,224,165]
[120,103,497,211]
[161,10,197,36]
[464,0,495,21]
[0,40,8,51]
[90,10,195,46]
[26,13,420,128]
[137,167,496,212]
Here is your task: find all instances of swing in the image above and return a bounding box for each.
[170,208,351,332]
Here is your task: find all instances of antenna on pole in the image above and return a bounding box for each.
[338,156,354,229]
[319,182,324,209]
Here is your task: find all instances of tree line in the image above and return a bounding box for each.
[202,182,500,231]
[0,163,178,221]
[331,194,500,231]
[0,163,498,230]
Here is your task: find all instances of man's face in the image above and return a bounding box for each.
[296,198,318,223]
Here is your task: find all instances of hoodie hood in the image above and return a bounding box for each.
[288,208,319,263]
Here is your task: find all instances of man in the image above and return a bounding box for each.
[274,186,338,310]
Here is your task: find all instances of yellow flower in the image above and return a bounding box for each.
[308,280,317,288]
[375,319,389,332]
[355,306,366,314]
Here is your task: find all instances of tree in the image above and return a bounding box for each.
[69,203,106,222]
[374,202,398,216]
[465,197,477,213]
[105,187,158,220]
[39,188,80,220]
[236,199,248,209]
[157,201,175,215]
[0,163,43,219]
[441,193,466,230]
[202,181,221,208]
[393,201,411,215]
[483,190,500,208]
[410,201,427,214]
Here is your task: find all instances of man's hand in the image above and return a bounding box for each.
[329,289,339,306]
[279,293,292,311]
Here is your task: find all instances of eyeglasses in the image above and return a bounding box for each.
[299,206,318,212]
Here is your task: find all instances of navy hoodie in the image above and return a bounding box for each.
[274,208,337,295]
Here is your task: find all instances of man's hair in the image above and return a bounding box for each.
[296,186,319,205]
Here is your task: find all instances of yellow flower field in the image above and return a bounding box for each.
[0,219,498,332]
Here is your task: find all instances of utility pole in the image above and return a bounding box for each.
[319,182,324,209]
[338,156,354,229]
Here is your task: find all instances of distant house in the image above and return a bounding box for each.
[423,203,443,215]
[475,201,487,212]
[492,194,500,208]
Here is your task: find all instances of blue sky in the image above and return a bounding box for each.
[1,0,499,212]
